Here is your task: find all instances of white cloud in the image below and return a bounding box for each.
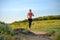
[1,7,31,11]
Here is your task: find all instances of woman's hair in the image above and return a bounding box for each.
[29,9,31,12]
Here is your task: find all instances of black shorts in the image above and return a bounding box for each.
[28,18,32,23]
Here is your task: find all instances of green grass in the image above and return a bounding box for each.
[11,20,60,30]
[0,20,60,40]
[11,20,60,40]
[0,22,14,40]
[0,23,13,35]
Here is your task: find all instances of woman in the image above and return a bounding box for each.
[27,9,34,29]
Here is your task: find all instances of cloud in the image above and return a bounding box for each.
[1,8,23,11]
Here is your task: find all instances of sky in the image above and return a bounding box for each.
[0,0,60,23]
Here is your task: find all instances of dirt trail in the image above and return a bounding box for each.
[31,30,48,34]
[14,28,52,40]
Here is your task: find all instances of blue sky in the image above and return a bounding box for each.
[0,0,60,23]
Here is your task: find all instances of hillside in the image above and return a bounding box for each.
[0,22,52,40]
[10,15,60,40]
[11,15,60,24]
[0,15,60,40]
[10,15,60,29]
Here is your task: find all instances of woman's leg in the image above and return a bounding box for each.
[28,18,32,29]
[29,21,32,28]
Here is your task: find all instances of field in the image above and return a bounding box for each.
[0,20,60,40]
[11,20,60,31]
[11,20,60,40]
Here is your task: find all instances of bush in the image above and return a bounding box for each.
[0,22,13,35]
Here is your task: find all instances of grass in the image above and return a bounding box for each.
[0,23,13,35]
[0,20,60,40]
[0,22,14,40]
[11,20,60,40]
[11,20,60,30]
